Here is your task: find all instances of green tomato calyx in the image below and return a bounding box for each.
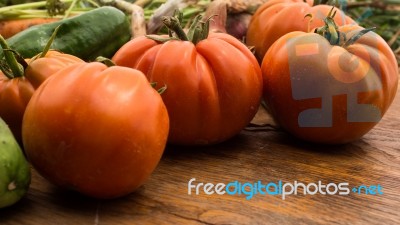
[146,10,213,45]
[313,7,375,47]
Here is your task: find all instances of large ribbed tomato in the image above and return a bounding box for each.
[0,46,83,144]
[261,16,398,144]
[246,0,355,61]
[23,62,169,199]
[113,14,263,145]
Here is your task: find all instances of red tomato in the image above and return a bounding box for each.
[25,50,85,88]
[112,31,263,145]
[22,62,169,199]
[0,50,83,143]
[246,0,355,61]
[261,22,398,144]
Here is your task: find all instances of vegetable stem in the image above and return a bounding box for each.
[39,25,62,58]
[131,4,147,38]
[162,15,189,41]
[147,8,215,44]
[314,7,376,48]
[304,14,314,33]
[0,35,24,78]
[146,0,183,34]
[315,8,341,45]
[86,0,101,7]
[0,0,74,14]
[96,56,116,67]
[63,0,79,19]
[134,0,152,7]
[342,27,376,48]
[98,0,147,37]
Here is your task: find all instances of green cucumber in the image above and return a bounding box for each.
[0,117,30,208]
[1,6,131,61]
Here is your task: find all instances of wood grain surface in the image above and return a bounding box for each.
[1,85,400,225]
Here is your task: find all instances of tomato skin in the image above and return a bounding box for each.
[0,50,83,144]
[25,51,84,88]
[113,33,263,145]
[246,0,355,61]
[22,62,169,199]
[0,77,34,144]
[261,25,398,144]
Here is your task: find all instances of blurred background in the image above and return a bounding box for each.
[0,0,399,63]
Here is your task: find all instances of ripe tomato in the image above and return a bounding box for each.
[261,20,399,144]
[0,50,83,144]
[113,22,263,145]
[25,50,85,88]
[246,0,355,61]
[22,62,169,199]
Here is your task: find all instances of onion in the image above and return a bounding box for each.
[226,13,252,41]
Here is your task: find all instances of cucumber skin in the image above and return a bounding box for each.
[0,118,30,208]
[2,7,131,61]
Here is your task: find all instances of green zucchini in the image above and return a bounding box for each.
[0,117,30,208]
[1,6,131,61]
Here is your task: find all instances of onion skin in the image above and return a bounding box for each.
[226,13,252,40]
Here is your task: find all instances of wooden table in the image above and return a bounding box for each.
[1,85,400,225]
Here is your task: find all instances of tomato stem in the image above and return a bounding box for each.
[313,0,336,6]
[150,82,167,94]
[314,7,341,45]
[96,56,116,67]
[162,11,189,41]
[314,7,375,47]
[157,85,167,94]
[0,35,25,78]
[342,27,376,48]
[146,9,213,44]
[304,14,314,33]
